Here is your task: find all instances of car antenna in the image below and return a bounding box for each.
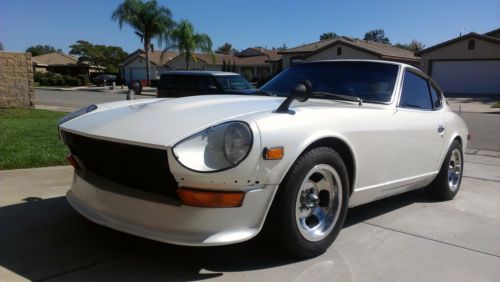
[275,80,312,114]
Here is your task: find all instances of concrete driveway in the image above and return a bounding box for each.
[1,151,499,281]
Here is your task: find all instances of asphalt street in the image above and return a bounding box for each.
[34,89,500,151]
[34,89,151,111]
[1,151,499,281]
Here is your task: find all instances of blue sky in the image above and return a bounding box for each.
[1,0,499,54]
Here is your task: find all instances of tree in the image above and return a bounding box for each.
[363,29,390,44]
[320,32,338,41]
[26,44,62,56]
[112,0,174,83]
[69,40,128,74]
[215,42,236,55]
[167,20,214,70]
[395,40,425,52]
[276,43,287,51]
[0,41,3,51]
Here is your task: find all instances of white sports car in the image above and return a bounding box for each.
[58,60,468,258]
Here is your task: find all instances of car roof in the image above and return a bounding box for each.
[160,71,240,76]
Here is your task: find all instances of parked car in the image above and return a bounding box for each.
[58,60,468,258]
[157,71,256,97]
[92,74,117,86]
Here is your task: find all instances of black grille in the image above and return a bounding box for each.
[62,131,179,199]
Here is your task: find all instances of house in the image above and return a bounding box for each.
[279,36,420,68]
[119,48,282,83]
[416,28,500,96]
[31,52,100,76]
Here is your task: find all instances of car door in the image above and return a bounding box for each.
[388,69,445,189]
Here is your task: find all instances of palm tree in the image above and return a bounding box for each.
[167,20,214,70]
[112,0,174,84]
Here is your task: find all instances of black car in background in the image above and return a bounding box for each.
[92,74,117,86]
[157,71,256,98]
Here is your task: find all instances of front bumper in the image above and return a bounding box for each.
[67,172,277,246]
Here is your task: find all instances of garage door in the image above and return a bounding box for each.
[431,60,500,95]
[130,68,147,82]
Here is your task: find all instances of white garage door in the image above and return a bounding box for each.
[431,60,500,95]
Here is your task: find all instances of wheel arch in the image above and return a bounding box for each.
[301,137,356,195]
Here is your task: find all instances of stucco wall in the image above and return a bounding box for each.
[166,56,208,70]
[0,52,34,108]
[419,36,500,73]
[281,52,308,69]
[122,57,158,83]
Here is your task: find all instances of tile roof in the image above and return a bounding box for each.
[484,27,500,38]
[279,37,418,61]
[32,52,79,65]
[415,32,500,55]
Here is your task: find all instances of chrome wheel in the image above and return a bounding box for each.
[295,164,343,242]
[448,149,462,192]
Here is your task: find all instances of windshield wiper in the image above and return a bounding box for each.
[311,91,362,106]
[253,90,276,96]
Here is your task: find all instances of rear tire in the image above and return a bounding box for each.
[264,147,349,258]
[426,140,463,200]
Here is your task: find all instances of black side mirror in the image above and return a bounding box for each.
[275,80,312,113]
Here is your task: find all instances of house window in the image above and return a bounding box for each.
[337,47,342,56]
[468,39,475,50]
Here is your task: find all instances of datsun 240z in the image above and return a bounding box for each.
[58,60,468,258]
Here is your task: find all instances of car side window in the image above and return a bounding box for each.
[399,71,433,110]
[200,76,218,90]
[429,84,442,109]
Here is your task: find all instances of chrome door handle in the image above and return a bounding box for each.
[438,125,445,133]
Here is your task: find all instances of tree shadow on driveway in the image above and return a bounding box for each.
[0,189,430,281]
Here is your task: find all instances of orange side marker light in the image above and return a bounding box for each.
[264,146,284,160]
[177,188,244,208]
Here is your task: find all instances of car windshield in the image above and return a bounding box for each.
[215,75,255,90]
[260,61,399,103]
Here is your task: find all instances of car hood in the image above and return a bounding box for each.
[60,95,285,148]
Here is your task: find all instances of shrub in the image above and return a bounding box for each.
[76,74,89,86]
[48,79,58,86]
[55,78,65,86]
[39,78,49,86]
[34,72,44,82]
[66,77,81,86]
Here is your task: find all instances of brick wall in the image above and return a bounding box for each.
[0,52,34,108]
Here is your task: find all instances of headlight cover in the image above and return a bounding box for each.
[58,105,97,125]
[173,121,253,172]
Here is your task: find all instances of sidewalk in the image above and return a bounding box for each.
[446,97,500,113]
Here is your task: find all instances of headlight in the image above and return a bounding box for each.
[173,121,253,172]
[58,105,97,125]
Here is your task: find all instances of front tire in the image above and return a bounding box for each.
[426,140,463,200]
[264,147,349,258]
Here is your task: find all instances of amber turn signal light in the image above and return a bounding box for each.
[263,146,284,160]
[177,188,245,208]
[67,154,80,169]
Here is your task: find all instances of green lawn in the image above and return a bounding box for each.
[492,101,500,108]
[0,108,69,170]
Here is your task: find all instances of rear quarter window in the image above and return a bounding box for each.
[399,71,433,110]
